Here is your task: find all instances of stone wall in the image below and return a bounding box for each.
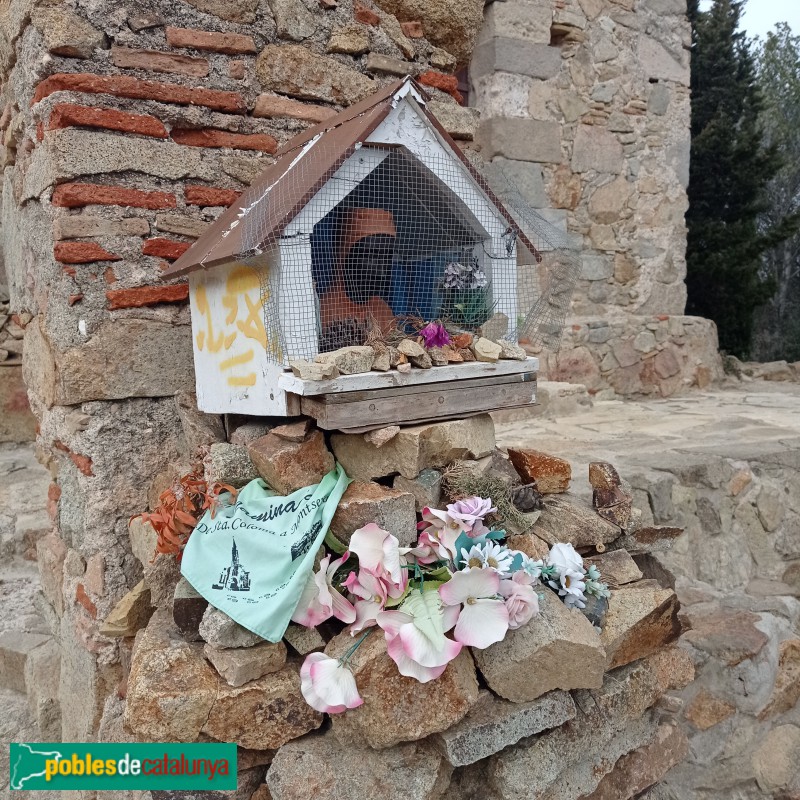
[495,384,800,799]
[0,0,482,746]
[470,0,725,396]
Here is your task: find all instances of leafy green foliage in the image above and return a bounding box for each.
[751,24,800,361]
[686,0,796,357]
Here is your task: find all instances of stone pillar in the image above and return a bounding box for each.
[0,0,483,743]
[471,0,724,397]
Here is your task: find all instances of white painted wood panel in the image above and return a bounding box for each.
[278,357,539,396]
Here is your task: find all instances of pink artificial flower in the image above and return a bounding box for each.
[343,568,391,633]
[300,652,363,714]
[499,571,540,629]
[417,507,463,561]
[349,523,405,587]
[291,552,356,628]
[377,589,462,683]
[399,541,439,567]
[419,322,451,348]
[439,569,509,649]
[446,496,496,536]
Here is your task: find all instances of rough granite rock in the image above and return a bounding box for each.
[471,337,502,363]
[398,339,427,359]
[316,346,375,375]
[600,585,681,669]
[487,660,665,800]
[605,525,683,555]
[393,469,443,511]
[129,517,182,608]
[267,733,452,800]
[589,461,622,490]
[283,623,327,656]
[371,0,484,63]
[271,419,312,442]
[584,550,643,587]
[759,639,800,719]
[289,359,340,381]
[329,481,417,546]
[473,592,606,702]
[643,646,695,693]
[331,415,495,479]
[175,393,226,455]
[125,609,219,741]
[507,448,571,494]
[199,605,264,649]
[506,533,550,561]
[681,606,769,666]
[683,688,736,731]
[248,430,335,495]
[32,6,105,58]
[496,339,527,361]
[99,580,153,637]
[206,443,260,488]
[327,630,479,750]
[202,666,322,750]
[204,640,287,687]
[183,0,258,22]
[532,495,622,548]
[433,689,576,766]
[363,426,400,448]
[256,45,375,106]
[580,722,689,800]
[752,725,800,795]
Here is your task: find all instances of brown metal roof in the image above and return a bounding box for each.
[163,76,540,279]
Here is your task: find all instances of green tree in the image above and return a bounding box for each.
[685,0,788,357]
[751,24,800,361]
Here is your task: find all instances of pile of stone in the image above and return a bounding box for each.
[111,414,690,800]
[288,334,528,380]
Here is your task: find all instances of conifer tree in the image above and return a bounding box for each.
[685,0,786,357]
[751,25,800,361]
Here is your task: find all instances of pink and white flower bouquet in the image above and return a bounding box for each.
[292,495,609,713]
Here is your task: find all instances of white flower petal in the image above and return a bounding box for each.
[453,598,509,648]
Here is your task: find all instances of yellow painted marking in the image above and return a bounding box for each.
[237,294,267,348]
[227,374,257,387]
[194,283,227,353]
[196,331,205,350]
[220,350,254,371]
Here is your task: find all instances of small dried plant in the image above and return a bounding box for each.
[134,470,237,562]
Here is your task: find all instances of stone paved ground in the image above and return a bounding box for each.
[496,382,800,480]
[0,443,59,799]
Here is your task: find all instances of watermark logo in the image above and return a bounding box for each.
[10,743,237,791]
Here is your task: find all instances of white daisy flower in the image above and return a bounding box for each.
[460,542,515,577]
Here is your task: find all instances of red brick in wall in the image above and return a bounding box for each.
[33,73,246,114]
[48,103,169,138]
[52,183,177,209]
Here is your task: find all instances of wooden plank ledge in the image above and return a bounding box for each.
[278,357,539,396]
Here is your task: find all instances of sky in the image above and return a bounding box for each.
[700,0,800,40]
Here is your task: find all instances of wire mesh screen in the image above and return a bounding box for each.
[234,138,580,366]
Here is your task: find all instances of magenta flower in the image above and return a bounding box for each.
[419,322,451,348]
[300,652,363,714]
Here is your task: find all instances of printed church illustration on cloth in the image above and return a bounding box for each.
[163,76,578,426]
[212,539,251,593]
